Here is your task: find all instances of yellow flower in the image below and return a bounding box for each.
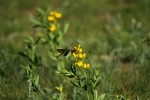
[49,11,62,19]
[74,62,78,66]
[77,48,82,53]
[74,44,82,53]
[75,60,83,67]
[49,11,56,16]
[72,52,77,58]
[48,16,55,21]
[56,86,63,92]
[78,61,83,66]
[78,53,86,59]
[83,63,90,69]
[82,53,86,58]
[78,53,83,59]
[49,24,56,32]
[55,12,62,19]
[74,44,80,49]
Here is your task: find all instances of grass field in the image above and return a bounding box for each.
[0,0,150,100]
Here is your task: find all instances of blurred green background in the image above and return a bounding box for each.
[0,0,150,99]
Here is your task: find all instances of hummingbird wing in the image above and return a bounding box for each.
[56,49,70,58]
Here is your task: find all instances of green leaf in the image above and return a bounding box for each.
[117,95,127,100]
[18,51,27,58]
[25,36,35,45]
[32,24,47,28]
[29,15,41,25]
[136,96,140,100]
[68,74,75,78]
[60,69,75,78]
[34,55,42,66]
[71,65,76,75]
[35,37,41,45]
[35,75,39,85]
[49,55,57,61]
[79,80,83,87]
[95,81,101,88]
[63,23,70,34]
[32,24,42,28]
[70,81,80,87]
[36,7,45,16]
[98,94,105,100]
[88,79,94,89]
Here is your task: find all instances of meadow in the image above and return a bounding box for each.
[0,0,150,100]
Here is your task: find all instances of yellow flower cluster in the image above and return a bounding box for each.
[47,11,62,32]
[72,44,90,69]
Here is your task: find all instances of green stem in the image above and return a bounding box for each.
[73,87,76,100]
[28,68,32,100]
[84,71,89,100]
[93,90,97,100]
[28,65,34,100]
[59,92,63,100]
[28,77,32,100]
